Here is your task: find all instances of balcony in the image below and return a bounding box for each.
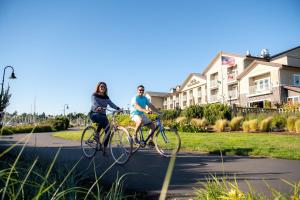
[228,90,238,99]
[227,72,237,83]
[249,83,272,96]
[210,79,218,88]
[210,94,218,102]
[182,96,187,101]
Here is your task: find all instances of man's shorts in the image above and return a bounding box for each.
[131,114,152,126]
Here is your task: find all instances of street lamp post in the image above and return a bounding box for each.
[0,66,16,128]
[63,104,69,116]
[1,66,17,97]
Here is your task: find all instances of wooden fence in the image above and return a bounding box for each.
[232,105,300,115]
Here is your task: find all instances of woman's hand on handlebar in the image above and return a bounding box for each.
[96,107,104,112]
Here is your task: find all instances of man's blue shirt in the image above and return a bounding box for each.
[130,95,150,116]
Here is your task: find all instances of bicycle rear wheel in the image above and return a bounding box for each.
[126,126,141,154]
[154,129,181,157]
[109,126,133,165]
[81,125,98,158]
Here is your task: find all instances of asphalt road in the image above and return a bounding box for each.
[1,131,300,199]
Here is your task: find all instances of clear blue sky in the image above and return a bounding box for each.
[0,0,299,115]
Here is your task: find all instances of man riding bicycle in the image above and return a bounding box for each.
[130,85,159,147]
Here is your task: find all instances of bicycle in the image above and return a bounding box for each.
[127,113,181,157]
[81,108,133,165]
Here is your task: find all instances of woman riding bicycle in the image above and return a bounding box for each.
[90,81,120,147]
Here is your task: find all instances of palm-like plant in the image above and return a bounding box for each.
[0,86,12,127]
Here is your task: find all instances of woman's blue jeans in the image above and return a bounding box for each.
[90,113,110,146]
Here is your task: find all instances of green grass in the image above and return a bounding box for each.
[52,131,300,160]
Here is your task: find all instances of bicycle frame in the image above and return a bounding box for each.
[138,115,170,144]
[93,108,121,146]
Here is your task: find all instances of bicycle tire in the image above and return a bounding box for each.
[154,128,181,157]
[109,126,133,165]
[126,126,141,154]
[81,125,98,158]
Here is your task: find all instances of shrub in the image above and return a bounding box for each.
[161,109,181,120]
[264,100,272,108]
[248,119,258,132]
[242,121,250,132]
[295,119,300,134]
[287,116,297,132]
[271,114,287,131]
[184,105,203,119]
[0,124,53,135]
[116,114,135,127]
[214,119,228,132]
[178,124,199,133]
[203,103,231,124]
[259,117,273,132]
[230,116,244,131]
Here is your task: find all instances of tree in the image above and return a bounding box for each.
[0,86,12,128]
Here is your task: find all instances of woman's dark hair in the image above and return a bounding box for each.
[94,82,108,98]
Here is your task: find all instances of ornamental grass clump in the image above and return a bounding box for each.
[287,116,297,132]
[259,116,273,132]
[242,121,250,132]
[191,118,208,131]
[175,116,187,125]
[295,119,300,134]
[229,116,244,131]
[195,175,299,200]
[214,119,228,132]
[248,119,258,132]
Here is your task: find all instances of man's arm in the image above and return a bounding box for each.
[148,103,159,113]
[134,103,149,113]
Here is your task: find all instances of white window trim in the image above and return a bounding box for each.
[293,74,300,86]
[254,77,270,92]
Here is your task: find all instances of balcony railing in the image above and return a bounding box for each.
[210,79,218,88]
[249,83,272,95]
[210,94,218,102]
[227,72,237,82]
[182,96,187,101]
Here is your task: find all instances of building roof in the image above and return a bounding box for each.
[202,51,245,74]
[271,46,300,59]
[145,91,170,97]
[236,60,282,80]
[179,73,205,91]
[283,85,300,93]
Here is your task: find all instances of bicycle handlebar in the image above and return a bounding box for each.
[95,107,123,115]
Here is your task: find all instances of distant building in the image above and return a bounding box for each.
[146,46,300,109]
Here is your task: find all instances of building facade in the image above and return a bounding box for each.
[146,46,300,109]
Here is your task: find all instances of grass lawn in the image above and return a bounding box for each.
[52,131,300,160]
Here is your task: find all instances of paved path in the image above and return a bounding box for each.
[1,132,300,199]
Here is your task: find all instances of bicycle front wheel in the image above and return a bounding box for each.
[154,129,181,157]
[109,126,133,165]
[81,125,98,158]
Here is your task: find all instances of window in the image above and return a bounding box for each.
[254,78,270,92]
[293,74,300,86]
[197,87,201,97]
[198,97,201,104]
[288,96,300,104]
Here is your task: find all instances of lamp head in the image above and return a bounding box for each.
[9,72,17,79]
